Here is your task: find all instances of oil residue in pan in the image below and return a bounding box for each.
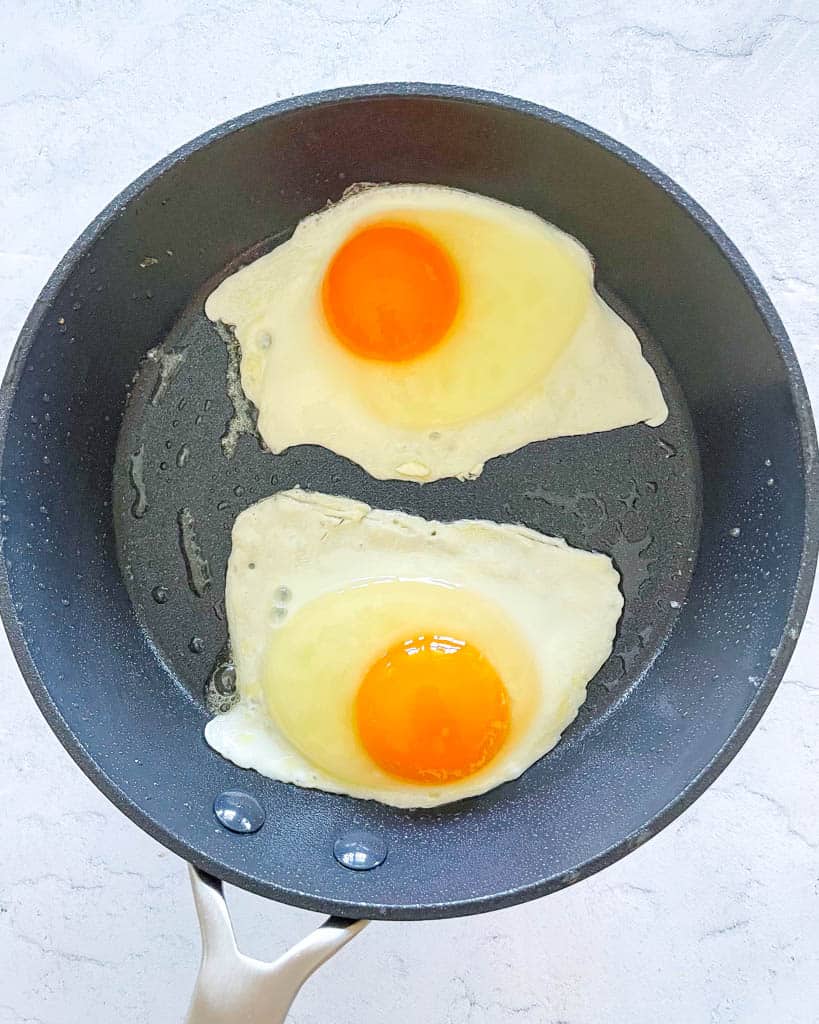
[214,321,258,458]
[128,444,148,519]
[177,506,212,598]
[146,345,188,407]
[112,251,701,741]
[525,480,674,683]
[205,642,239,715]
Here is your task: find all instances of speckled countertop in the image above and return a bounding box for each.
[1,3,817,1022]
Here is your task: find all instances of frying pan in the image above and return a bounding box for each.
[1,84,816,1022]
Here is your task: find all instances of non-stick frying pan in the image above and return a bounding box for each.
[1,84,816,1022]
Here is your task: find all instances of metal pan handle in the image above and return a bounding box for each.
[185,866,368,1024]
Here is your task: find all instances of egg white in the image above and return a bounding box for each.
[205,183,668,483]
[205,489,623,807]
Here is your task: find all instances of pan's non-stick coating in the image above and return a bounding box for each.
[0,86,815,921]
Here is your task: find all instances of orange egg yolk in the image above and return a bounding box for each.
[321,221,460,362]
[354,633,510,784]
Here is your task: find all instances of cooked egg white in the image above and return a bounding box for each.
[205,183,667,483]
[205,489,623,807]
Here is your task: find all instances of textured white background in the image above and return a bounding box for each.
[1,2,818,1022]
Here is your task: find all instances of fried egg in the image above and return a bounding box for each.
[205,183,667,483]
[205,489,622,807]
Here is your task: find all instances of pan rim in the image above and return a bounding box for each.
[1,81,816,920]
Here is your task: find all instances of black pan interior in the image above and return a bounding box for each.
[0,86,815,921]
[115,252,698,716]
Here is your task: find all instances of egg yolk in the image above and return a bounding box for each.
[321,221,460,362]
[354,633,510,784]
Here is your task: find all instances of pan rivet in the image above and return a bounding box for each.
[213,791,265,834]
[333,831,388,870]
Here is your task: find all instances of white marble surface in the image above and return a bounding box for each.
[1,2,818,1022]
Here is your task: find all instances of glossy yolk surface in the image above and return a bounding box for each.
[321,221,460,362]
[354,633,510,783]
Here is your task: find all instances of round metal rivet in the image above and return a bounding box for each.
[213,791,265,834]
[333,830,388,870]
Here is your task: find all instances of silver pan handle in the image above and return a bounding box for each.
[185,866,368,1024]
